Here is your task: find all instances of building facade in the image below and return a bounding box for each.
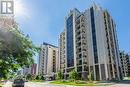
[30,63,37,75]
[59,4,121,80]
[22,67,31,76]
[59,31,66,74]
[120,51,130,77]
[17,64,37,76]
[38,42,59,79]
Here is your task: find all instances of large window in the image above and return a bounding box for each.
[90,7,98,64]
[66,15,74,67]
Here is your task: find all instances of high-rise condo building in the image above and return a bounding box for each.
[59,31,66,73]
[120,51,130,77]
[38,42,59,79]
[30,63,37,75]
[59,4,121,80]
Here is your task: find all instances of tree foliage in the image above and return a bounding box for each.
[69,69,78,82]
[56,70,63,80]
[35,75,40,80]
[26,74,32,80]
[41,75,44,80]
[0,24,39,79]
[35,75,44,80]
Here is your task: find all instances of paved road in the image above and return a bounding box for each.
[3,81,130,87]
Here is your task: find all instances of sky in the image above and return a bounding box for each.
[14,0,130,62]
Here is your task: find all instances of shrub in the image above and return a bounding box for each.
[56,70,63,80]
[69,69,78,82]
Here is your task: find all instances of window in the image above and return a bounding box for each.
[66,15,74,67]
[90,7,98,64]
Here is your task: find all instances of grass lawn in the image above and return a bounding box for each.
[128,77,130,80]
[123,77,130,80]
[50,80,110,86]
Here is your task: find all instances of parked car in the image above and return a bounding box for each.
[12,79,24,87]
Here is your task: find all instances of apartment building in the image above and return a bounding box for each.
[59,31,66,77]
[120,51,130,77]
[38,42,59,79]
[22,67,31,76]
[59,4,121,80]
[30,63,37,75]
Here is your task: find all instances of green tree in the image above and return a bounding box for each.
[0,24,39,79]
[26,74,32,80]
[69,69,78,82]
[31,74,36,80]
[41,75,44,80]
[35,75,40,80]
[88,70,93,83]
[35,75,44,80]
[56,70,63,80]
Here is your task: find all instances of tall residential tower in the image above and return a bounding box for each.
[120,51,130,77]
[38,42,59,79]
[59,4,121,80]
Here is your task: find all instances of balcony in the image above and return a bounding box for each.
[76,24,80,29]
[76,48,82,53]
[76,19,80,25]
[77,66,82,72]
[78,54,82,59]
[77,42,81,47]
[81,23,85,28]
